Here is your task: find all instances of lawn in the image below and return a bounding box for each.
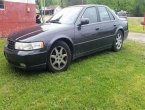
[128,17,145,33]
[0,39,145,110]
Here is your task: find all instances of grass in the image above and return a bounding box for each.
[0,39,145,110]
[128,17,145,33]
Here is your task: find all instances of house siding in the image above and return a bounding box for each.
[0,0,36,37]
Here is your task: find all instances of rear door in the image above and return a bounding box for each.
[97,6,116,46]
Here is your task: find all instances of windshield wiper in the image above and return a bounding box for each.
[49,16,62,24]
[49,20,61,24]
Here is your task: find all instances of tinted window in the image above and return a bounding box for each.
[82,7,98,24]
[0,0,4,9]
[98,7,110,22]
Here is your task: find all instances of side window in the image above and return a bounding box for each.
[98,7,110,22]
[82,7,98,24]
[108,10,115,20]
[0,0,4,9]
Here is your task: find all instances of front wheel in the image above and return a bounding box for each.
[47,41,71,73]
[112,31,123,52]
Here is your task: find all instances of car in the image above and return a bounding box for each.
[4,4,128,72]
[117,10,128,19]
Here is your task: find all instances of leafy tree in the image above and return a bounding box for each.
[133,0,145,16]
[65,0,86,6]
[36,0,145,16]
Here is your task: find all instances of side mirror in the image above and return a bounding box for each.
[80,18,89,26]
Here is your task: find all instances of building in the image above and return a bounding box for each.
[0,0,36,37]
[40,6,62,15]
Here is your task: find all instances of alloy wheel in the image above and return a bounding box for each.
[116,33,123,50]
[50,46,68,71]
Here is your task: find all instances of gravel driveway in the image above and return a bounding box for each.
[128,32,145,43]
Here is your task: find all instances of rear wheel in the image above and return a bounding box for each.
[47,41,71,72]
[112,30,123,52]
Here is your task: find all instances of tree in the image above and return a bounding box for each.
[87,0,145,16]
[57,0,86,6]
[133,0,145,16]
[35,0,145,16]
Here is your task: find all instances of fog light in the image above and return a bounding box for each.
[20,63,26,68]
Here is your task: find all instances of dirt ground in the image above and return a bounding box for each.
[128,32,145,43]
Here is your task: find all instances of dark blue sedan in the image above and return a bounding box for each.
[4,4,128,72]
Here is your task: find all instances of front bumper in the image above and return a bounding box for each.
[4,47,48,70]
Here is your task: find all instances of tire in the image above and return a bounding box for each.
[112,30,123,52]
[47,41,71,72]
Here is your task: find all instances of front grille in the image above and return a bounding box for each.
[8,40,15,50]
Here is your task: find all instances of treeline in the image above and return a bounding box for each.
[36,0,145,16]
[87,0,145,17]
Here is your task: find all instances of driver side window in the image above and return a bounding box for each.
[82,7,98,24]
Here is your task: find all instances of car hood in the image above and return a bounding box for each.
[8,23,73,42]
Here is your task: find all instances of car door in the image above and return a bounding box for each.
[74,7,100,55]
[97,6,116,46]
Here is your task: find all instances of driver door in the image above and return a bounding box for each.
[75,7,99,55]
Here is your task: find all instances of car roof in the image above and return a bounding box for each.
[68,4,106,8]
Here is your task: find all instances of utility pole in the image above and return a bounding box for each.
[40,0,45,22]
[41,0,43,10]
[82,0,84,4]
[60,0,63,7]
[44,0,45,16]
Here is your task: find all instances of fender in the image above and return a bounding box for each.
[46,35,74,51]
[115,26,124,35]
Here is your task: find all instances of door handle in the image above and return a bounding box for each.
[95,28,100,30]
[114,24,117,27]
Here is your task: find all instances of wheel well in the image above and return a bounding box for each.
[118,29,124,39]
[54,38,74,56]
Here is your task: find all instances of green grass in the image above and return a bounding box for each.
[1,39,145,110]
[128,17,145,33]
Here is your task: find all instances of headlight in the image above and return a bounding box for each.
[15,42,44,50]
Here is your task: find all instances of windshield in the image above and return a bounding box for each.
[49,7,83,24]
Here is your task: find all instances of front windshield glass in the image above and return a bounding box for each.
[49,7,83,24]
